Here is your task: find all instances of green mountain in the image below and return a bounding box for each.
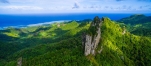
[117,14,151,37]
[117,14,151,25]
[0,16,151,66]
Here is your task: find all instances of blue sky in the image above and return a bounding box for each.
[0,0,151,14]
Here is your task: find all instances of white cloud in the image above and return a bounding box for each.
[0,0,151,14]
[3,6,43,10]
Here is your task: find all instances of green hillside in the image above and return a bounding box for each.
[117,14,151,25]
[117,14,151,37]
[96,17,151,66]
[0,16,151,66]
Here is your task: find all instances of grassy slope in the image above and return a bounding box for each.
[2,21,89,66]
[117,14,151,25]
[130,22,151,37]
[117,14,151,37]
[95,18,151,66]
[1,17,151,66]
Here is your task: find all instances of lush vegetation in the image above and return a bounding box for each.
[117,14,151,25]
[0,20,91,66]
[95,17,151,66]
[0,15,151,66]
[87,16,100,37]
[117,14,151,37]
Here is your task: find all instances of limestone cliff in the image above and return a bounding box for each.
[82,16,102,56]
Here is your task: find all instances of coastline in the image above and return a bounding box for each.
[0,20,71,30]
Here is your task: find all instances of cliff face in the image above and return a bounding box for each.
[82,16,102,56]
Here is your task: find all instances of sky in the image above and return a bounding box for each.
[0,0,151,14]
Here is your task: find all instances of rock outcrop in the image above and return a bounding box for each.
[82,16,102,56]
[17,57,22,66]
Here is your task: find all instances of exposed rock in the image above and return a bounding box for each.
[17,57,22,66]
[98,46,103,54]
[62,24,65,26]
[82,16,102,56]
[121,56,124,61]
[122,26,126,35]
[57,23,60,27]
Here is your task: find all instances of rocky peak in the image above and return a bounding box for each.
[82,16,102,56]
[17,57,22,66]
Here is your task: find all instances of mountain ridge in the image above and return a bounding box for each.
[0,15,151,66]
[117,14,151,25]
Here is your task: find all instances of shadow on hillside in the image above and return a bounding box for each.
[0,33,18,41]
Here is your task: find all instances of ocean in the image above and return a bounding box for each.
[0,13,151,28]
